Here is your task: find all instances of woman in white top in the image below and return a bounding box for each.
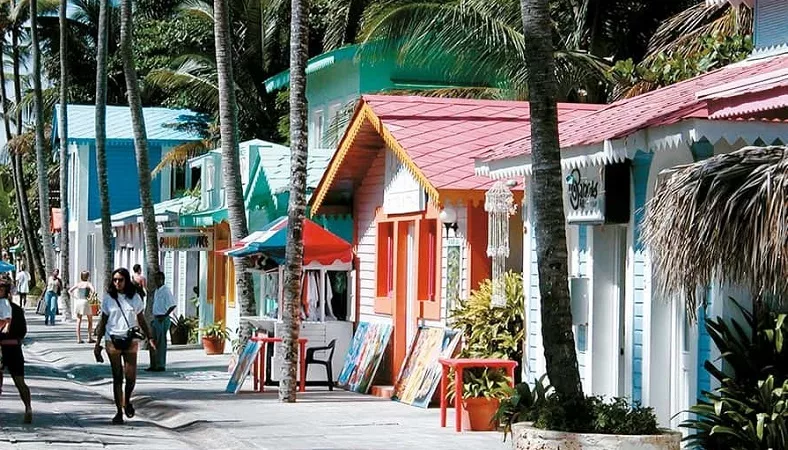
[93,268,155,425]
[68,271,96,344]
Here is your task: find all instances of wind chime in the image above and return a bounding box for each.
[485,181,516,308]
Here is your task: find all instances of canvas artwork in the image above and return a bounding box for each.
[392,327,462,408]
[337,322,392,394]
[225,339,263,394]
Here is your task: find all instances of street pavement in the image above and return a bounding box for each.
[0,308,510,450]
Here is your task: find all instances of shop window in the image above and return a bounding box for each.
[265,269,350,322]
[376,222,394,298]
[190,166,201,190]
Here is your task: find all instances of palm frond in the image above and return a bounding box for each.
[177,0,214,22]
[643,146,788,318]
[146,56,219,111]
[153,140,210,174]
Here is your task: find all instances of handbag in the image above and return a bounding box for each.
[110,296,145,351]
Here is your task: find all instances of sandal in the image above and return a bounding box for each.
[125,402,135,418]
[112,412,124,425]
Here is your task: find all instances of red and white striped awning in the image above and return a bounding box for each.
[705,0,754,7]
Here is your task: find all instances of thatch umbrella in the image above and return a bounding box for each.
[642,145,788,320]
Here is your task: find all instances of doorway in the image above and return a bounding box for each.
[670,299,697,428]
[591,225,627,398]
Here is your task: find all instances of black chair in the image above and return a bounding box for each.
[305,339,337,391]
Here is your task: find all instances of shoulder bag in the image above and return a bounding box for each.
[109,296,146,351]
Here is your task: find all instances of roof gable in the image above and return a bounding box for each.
[52,104,203,143]
[311,95,601,212]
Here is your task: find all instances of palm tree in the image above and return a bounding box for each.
[58,0,71,319]
[7,3,45,283]
[279,0,308,403]
[95,0,113,291]
[520,0,583,402]
[120,0,160,323]
[212,0,256,352]
[31,0,56,276]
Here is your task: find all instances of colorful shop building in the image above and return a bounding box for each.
[310,94,602,382]
[475,0,788,427]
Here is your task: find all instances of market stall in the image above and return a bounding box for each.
[228,217,354,384]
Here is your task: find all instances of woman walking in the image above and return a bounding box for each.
[44,269,62,326]
[93,268,155,424]
[69,271,96,344]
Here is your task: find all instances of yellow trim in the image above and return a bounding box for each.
[311,102,441,214]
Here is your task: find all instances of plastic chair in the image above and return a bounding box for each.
[305,339,336,391]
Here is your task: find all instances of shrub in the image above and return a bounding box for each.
[495,378,659,440]
[681,299,788,449]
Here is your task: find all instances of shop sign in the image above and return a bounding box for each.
[159,231,213,251]
[564,166,605,224]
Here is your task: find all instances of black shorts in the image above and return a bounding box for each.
[1,345,24,377]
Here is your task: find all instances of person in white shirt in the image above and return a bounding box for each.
[93,268,155,425]
[15,265,30,308]
[146,271,176,372]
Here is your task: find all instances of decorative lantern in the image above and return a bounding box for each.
[485,181,516,308]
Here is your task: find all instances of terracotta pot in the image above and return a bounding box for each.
[90,304,99,316]
[462,397,500,431]
[202,336,225,355]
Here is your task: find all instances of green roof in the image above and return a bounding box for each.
[264,45,359,92]
[179,207,228,228]
[96,196,199,226]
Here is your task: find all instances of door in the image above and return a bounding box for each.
[670,298,697,428]
[406,222,417,345]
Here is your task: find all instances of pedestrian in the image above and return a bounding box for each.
[131,264,146,301]
[93,268,156,425]
[147,271,176,372]
[69,271,96,344]
[43,269,62,326]
[14,264,30,308]
[0,278,33,423]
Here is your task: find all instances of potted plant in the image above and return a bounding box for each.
[449,368,512,431]
[200,321,230,355]
[170,315,198,345]
[88,292,100,316]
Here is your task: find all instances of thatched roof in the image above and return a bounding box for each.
[642,145,788,319]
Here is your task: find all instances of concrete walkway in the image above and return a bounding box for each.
[20,310,510,450]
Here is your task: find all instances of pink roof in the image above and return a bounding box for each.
[484,54,788,163]
[362,95,601,190]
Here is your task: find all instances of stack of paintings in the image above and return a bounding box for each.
[392,327,462,408]
[337,322,393,394]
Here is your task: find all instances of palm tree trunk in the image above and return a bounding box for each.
[520,0,583,402]
[12,25,44,284]
[95,0,113,292]
[59,0,72,320]
[280,0,309,403]
[31,0,56,277]
[213,0,256,350]
[120,0,160,328]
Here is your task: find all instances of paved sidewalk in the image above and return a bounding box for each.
[22,310,510,450]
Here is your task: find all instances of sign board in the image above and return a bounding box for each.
[383,151,426,215]
[564,166,605,224]
[158,231,213,251]
[225,339,263,394]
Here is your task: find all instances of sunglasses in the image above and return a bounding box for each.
[112,278,125,284]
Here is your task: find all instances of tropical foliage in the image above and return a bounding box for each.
[681,300,788,449]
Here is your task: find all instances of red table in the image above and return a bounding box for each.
[438,358,518,432]
[251,336,309,393]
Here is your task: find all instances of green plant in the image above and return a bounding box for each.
[200,321,230,341]
[494,375,552,438]
[450,271,525,374]
[681,299,788,449]
[495,377,659,439]
[173,314,198,332]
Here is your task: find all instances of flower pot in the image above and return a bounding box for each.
[202,336,225,355]
[90,304,99,316]
[461,397,500,431]
[512,422,682,450]
[171,327,189,345]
